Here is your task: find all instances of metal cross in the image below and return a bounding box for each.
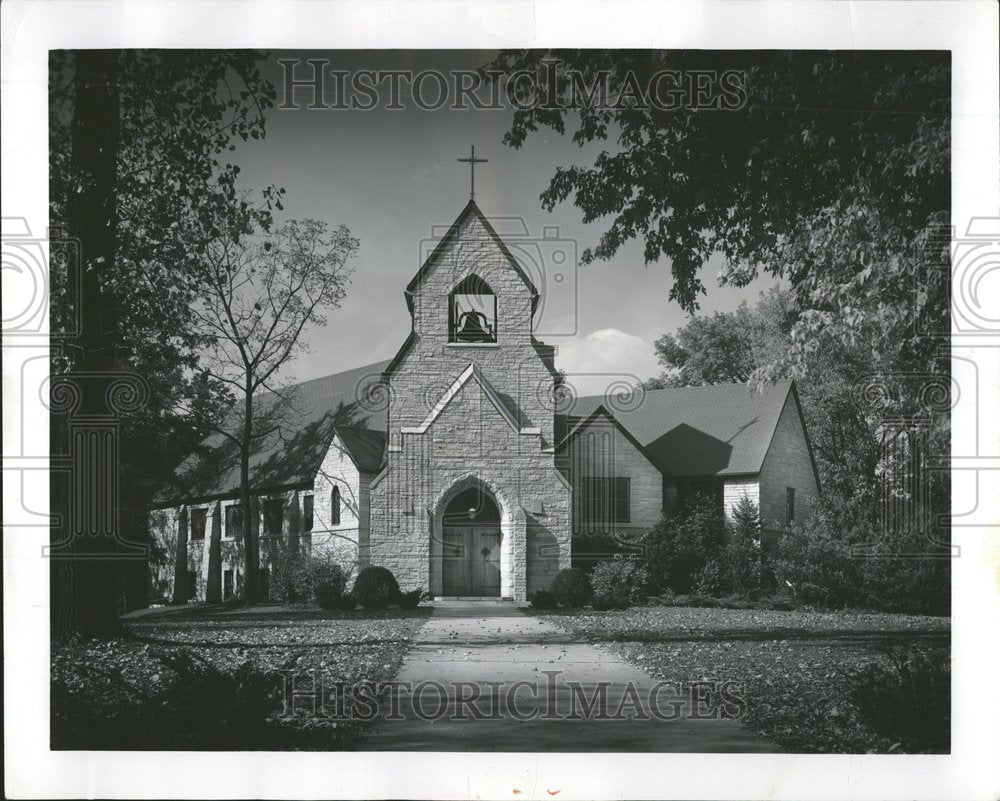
[457,144,488,200]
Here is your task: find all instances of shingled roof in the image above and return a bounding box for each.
[154,360,390,506]
[557,380,796,477]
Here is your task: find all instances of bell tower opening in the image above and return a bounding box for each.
[448,273,496,344]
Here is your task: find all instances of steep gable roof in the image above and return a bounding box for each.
[558,380,794,477]
[403,199,539,313]
[154,360,390,506]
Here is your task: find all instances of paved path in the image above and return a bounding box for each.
[366,604,776,752]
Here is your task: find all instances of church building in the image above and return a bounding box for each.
[149,199,820,604]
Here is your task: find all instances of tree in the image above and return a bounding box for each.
[645,303,756,387]
[48,50,284,639]
[485,50,949,388]
[644,287,886,526]
[189,219,358,603]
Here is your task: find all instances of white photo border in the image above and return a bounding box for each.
[3,1,998,799]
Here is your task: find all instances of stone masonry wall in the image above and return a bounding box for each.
[371,208,570,600]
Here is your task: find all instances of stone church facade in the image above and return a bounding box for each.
[149,201,820,604]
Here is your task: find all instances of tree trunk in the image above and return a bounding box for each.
[51,49,124,643]
[240,383,259,604]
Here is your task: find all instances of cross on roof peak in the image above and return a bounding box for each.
[457,144,488,201]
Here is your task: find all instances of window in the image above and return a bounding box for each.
[187,570,197,597]
[263,499,284,540]
[786,487,796,525]
[581,477,631,528]
[448,274,497,343]
[223,569,234,600]
[303,495,314,532]
[331,486,341,525]
[190,508,207,540]
[225,505,242,539]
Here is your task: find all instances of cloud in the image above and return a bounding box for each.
[554,328,660,396]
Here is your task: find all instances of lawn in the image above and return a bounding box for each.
[543,605,950,753]
[51,604,432,750]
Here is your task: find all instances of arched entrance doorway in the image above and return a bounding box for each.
[441,485,502,596]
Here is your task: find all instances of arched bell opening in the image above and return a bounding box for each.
[448,273,497,344]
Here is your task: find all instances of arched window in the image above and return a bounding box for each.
[331,486,341,525]
[449,274,496,343]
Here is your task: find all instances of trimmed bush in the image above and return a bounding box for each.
[528,589,559,610]
[550,567,593,608]
[351,566,400,610]
[397,588,425,610]
[589,555,649,608]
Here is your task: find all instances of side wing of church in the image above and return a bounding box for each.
[149,200,820,604]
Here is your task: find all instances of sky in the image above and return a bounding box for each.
[234,51,777,395]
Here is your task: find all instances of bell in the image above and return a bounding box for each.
[457,311,491,341]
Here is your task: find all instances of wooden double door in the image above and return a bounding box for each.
[442,525,501,597]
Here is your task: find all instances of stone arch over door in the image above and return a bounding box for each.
[430,475,519,598]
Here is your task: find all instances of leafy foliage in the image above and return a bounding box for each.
[351,566,401,610]
[311,557,354,610]
[589,556,649,609]
[48,51,287,636]
[270,550,313,604]
[529,589,560,610]
[486,51,949,377]
[550,567,593,608]
[840,648,950,752]
[726,496,763,593]
[642,500,728,594]
[397,588,427,610]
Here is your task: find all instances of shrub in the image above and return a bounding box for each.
[589,556,649,608]
[770,522,862,609]
[52,648,281,749]
[308,554,352,610]
[856,532,950,616]
[550,567,593,608]
[759,592,798,611]
[528,589,559,610]
[693,558,732,596]
[726,496,763,593]
[591,591,631,610]
[397,588,425,610]
[643,500,728,594]
[840,648,950,752]
[351,566,400,610]
[270,550,313,604]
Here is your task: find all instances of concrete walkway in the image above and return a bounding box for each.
[366,604,776,752]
